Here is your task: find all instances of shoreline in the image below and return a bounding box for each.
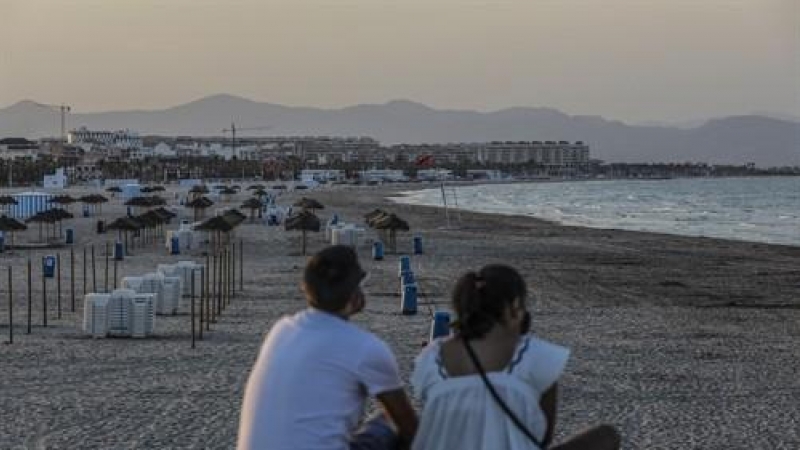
[384,178,800,249]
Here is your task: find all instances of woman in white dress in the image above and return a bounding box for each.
[411,264,620,450]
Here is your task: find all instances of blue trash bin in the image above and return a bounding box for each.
[401,283,418,315]
[430,311,451,341]
[372,241,384,260]
[398,255,411,277]
[126,206,132,217]
[413,235,423,255]
[114,241,124,261]
[65,228,74,244]
[83,205,90,217]
[0,233,5,253]
[43,255,56,278]
[401,270,415,286]
[170,236,180,255]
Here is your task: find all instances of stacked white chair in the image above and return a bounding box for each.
[131,293,156,338]
[121,276,143,292]
[161,276,182,315]
[107,289,135,337]
[140,272,167,315]
[83,294,110,338]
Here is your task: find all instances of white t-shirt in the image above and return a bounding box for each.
[410,335,569,450]
[238,308,403,450]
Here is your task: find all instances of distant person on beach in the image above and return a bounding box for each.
[237,245,418,450]
[410,264,619,450]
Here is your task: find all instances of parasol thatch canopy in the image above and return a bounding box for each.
[125,195,166,208]
[0,215,27,231]
[195,215,235,233]
[49,194,77,205]
[219,187,238,195]
[246,184,265,191]
[284,210,321,232]
[241,198,263,210]
[293,197,324,211]
[284,210,321,255]
[106,217,143,232]
[365,209,388,227]
[372,213,409,231]
[105,186,122,193]
[0,195,18,205]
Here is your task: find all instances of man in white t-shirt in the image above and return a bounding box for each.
[238,245,418,450]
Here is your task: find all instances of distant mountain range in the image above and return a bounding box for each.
[1,94,798,166]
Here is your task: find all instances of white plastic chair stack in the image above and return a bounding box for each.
[83,293,110,338]
[131,293,156,338]
[161,276,182,315]
[139,272,167,315]
[157,263,179,279]
[108,289,136,337]
[121,276,143,292]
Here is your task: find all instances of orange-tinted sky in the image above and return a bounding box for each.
[2,0,798,123]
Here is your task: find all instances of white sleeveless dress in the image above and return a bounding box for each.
[410,335,570,450]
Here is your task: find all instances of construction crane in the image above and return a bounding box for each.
[32,102,71,144]
[221,123,272,156]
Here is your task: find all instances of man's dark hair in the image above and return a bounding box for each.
[303,245,365,312]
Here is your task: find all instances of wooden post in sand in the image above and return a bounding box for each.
[91,245,96,293]
[82,247,87,296]
[56,253,62,319]
[231,242,236,298]
[42,260,47,327]
[190,269,196,349]
[7,266,12,344]
[70,248,75,312]
[26,259,31,334]
[199,266,205,340]
[217,249,223,314]
[113,253,118,290]
[104,242,109,293]
[206,253,213,327]
[239,239,244,292]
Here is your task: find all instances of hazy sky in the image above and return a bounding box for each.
[2,0,798,123]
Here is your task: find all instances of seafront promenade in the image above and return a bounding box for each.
[1,184,799,449]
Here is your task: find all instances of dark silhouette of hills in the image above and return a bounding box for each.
[1,94,798,166]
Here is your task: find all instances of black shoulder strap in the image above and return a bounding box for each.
[463,338,545,449]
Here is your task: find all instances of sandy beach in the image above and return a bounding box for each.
[1,183,799,449]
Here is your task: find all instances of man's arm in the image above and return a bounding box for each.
[540,383,558,448]
[376,388,418,449]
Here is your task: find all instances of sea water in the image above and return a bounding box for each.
[390,177,800,247]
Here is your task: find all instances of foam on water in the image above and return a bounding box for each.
[390,177,800,246]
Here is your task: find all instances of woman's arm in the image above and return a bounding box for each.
[540,383,558,448]
[377,388,419,449]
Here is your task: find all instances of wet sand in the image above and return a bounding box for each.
[1,183,799,449]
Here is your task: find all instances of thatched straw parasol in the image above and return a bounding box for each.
[246,184,265,191]
[371,213,410,253]
[186,196,214,221]
[0,195,17,215]
[79,194,109,215]
[106,216,142,251]
[240,198,263,220]
[189,184,210,200]
[284,210,321,255]
[293,197,324,213]
[0,215,27,246]
[49,195,78,210]
[219,187,237,202]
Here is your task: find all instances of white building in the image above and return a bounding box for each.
[416,169,454,181]
[43,168,68,189]
[0,138,39,160]
[68,127,143,149]
[360,169,408,182]
[300,169,345,182]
